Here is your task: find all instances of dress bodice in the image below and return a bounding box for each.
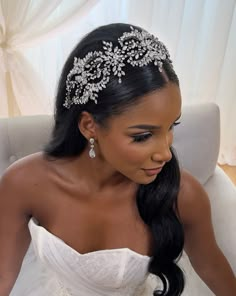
[10,217,194,296]
[25,217,155,296]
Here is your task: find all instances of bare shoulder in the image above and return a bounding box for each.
[0,152,48,212]
[177,169,211,226]
[0,153,49,287]
[177,171,222,272]
[1,152,47,184]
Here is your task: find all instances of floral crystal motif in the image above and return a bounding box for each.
[64,26,172,109]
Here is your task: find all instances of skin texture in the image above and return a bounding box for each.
[0,82,235,295]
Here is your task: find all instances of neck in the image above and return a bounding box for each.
[55,149,135,194]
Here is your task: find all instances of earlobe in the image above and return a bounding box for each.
[78,111,97,139]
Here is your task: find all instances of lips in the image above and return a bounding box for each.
[143,166,164,176]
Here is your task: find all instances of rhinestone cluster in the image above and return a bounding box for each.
[64,26,172,109]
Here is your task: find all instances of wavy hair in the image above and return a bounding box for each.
[44,23,185,295]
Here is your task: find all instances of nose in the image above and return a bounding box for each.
[151,135,173,163]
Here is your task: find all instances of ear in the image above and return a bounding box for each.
[78,111,97,140]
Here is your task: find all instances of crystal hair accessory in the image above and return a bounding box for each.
[64,26,172,109]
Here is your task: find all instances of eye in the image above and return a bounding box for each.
[170,121,181,130]
[132,132,152,143]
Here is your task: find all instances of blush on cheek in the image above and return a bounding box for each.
[116,146,148,166]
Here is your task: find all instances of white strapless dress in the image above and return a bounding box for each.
[10,218,161,296]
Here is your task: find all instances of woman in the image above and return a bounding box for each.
[0,23,235,296]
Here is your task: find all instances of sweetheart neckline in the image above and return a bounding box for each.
[29,217,151,260]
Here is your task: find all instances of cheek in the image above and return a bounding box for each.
[101,137,148,165]
[118,145,149,164]
[99,131,174,166]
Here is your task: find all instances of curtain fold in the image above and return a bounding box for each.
[0,0,99,117]
[215,2,236,165]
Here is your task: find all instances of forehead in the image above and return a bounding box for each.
[111,83,182,126]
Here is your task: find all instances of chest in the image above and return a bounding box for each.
[29,218,151,295]
[31,184,154,257]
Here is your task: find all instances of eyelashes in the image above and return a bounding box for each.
[132,133,152,143]
[131,121,181,143]
[170,121,181,129]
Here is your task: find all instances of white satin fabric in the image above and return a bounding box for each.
[10,218,160,295]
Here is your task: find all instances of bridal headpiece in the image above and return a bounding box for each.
[64,26,172,109]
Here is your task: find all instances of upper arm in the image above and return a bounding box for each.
[177,170,221,270]
[0,165,32,291]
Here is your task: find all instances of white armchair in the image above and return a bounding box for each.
[0,103,235,295]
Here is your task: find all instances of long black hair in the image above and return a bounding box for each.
[44,23,185,295]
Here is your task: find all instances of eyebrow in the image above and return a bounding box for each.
[127,113,182,130]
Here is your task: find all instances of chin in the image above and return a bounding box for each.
[120,171,157,185]
[138,179,156,185]
[131,175,157,185]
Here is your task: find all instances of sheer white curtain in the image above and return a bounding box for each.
[0,0,99,117]
[0,0,235,164]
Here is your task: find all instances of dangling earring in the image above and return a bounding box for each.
[89,138,96,158]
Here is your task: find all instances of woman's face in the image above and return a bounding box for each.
[95,82,182,184]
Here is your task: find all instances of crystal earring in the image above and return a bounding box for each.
[89,138,96,158]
